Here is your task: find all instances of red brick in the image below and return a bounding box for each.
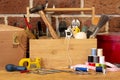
[84,0,120,14]
[57,17,92,30]
[8,17,26,28]
[33,0,80,8]
[33,0,46,6]
[109,17,120,32]
[0,17,5,24]
[0,0,29,14]
[33,0,81,14]
[30,17,46,33]
[7,17,46,32]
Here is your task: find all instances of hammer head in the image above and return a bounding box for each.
[29,4,45,13]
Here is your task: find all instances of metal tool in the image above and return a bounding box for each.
[29,68,90,75]
[65,27,73,39]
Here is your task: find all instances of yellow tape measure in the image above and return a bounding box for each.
[19,58,41,70]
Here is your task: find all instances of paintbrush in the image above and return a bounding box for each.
[87,15,109,38]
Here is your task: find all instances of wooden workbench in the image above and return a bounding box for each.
[0,70,120,80]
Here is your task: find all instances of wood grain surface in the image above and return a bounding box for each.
[0,70,120,80]
[30,39,97,68]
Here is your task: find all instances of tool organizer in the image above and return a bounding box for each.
[27,7,95,39]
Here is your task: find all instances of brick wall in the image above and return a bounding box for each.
[0,0,120,33]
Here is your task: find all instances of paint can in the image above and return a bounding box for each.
[97,33,120,63]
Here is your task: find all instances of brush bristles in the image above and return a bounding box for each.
[97,15,109,29]
[89,15,109,38]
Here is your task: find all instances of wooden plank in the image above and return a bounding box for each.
[30,39,97,69]
[45,8,93,12]
[45,7,95,25]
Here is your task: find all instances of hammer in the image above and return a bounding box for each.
[29,5,59,39]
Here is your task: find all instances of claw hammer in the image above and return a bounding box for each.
[29,5,59,39]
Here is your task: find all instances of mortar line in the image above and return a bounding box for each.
[0,14,119,18]
[4,16,8,25]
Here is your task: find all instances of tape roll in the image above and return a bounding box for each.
[97,49,103,56]
[93,56,99,63]
[88,62,95,66]
[91,48,97,56]
[74,32,87,39]
[99,56,105,64]
[96,67,103,72]
[88,56,94,62]
[75,67,88,72]
[95,63,101,67]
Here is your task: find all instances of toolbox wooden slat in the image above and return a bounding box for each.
[30,39,97,69]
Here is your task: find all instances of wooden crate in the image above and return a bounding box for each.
[0,24,27,69]
[30,39,97,69]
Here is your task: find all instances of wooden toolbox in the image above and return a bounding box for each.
[0,24,27,69]
[30,38,97,69]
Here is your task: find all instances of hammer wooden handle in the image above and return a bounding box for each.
[39,11,59,39]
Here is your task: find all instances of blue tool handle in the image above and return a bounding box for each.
[5,64,27,72]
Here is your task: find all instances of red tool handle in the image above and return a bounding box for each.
[24,15,32,29]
